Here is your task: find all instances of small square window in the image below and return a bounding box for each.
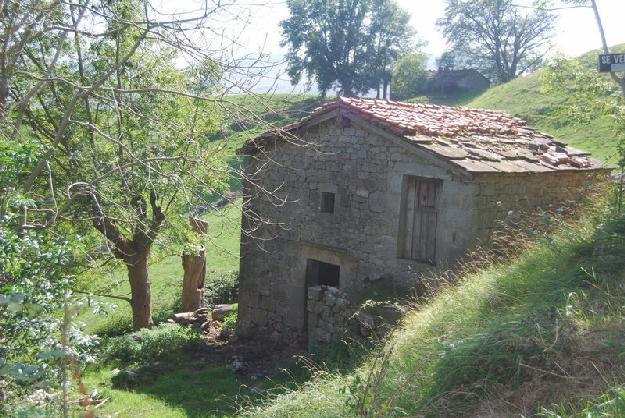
[320,192,335,213]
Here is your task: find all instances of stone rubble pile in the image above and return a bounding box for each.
[307,286,352,347]
[307,285,408,348]
[171,304,235,339]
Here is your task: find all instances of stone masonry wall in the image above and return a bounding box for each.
[471,170,609,244]
[236,116,609,344]
[237,117,475,342]
[306,285,352,348]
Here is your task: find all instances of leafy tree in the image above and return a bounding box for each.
[437,0,555,83]
[0,139,99,416]
[0,0,260,330]
[436,51,457,71]
[390,53,428,100]
[365,0,416,98]
[281,0,370,97]
[280,0,415,97]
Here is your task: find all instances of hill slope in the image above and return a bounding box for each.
[247,206,625,417]
[465,72,618,164]
[416,46,625,165]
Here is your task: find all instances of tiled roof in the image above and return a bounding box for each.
[244,97,609,173]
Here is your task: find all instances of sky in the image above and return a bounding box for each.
[163,0,625,92]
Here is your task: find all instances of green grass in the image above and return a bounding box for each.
[246,206,625,417]
[82,365,263,418]
[77,323,306,418]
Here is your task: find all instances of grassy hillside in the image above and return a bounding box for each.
[415,46,625,165]
[465,72,618,164]
[247,205,625,417]
[76,49,625,416]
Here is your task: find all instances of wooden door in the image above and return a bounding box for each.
[399,176,441,264]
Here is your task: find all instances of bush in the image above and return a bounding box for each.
[204,271,239,306]
[391,53,428,100]
[222,304,238,333]
[103,323,204,365]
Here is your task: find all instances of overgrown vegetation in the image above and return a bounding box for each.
[205,273,239,307]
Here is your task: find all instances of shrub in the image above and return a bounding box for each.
[222,304,238,333]
[103,323,204,365]
[391,53,427,100]
[204,271,239,306]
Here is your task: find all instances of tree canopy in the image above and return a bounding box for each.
[280,0,416,97]
[0,0,263,332]
[438,0,555,83]
[390,53,428,100]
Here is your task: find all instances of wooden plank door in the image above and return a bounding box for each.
[399,176,441,264]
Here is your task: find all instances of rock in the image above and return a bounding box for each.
[212,304,234,322]
[79,397,93,407]
[230,356,244,373]
[173,312,196,325]
[353,311,375,329]
[200,320,212,332]
[195,307,210,316]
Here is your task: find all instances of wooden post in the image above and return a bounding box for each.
[181,217,208,312]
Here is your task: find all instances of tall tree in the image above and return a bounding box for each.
[365,0,415,99]
[0,0,263,330]
[438,0,555,83]
[280,0,415,97]
[281,0,370,97]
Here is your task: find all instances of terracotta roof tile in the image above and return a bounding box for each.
[243,97,611,173]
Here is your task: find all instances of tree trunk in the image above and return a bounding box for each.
[0,76,8,114]
[126,250,153,330]
[181,216,208,312]
[181,247,206,312]
[382,79,388,99]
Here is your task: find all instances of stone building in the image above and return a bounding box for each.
[236,97,610,345]
[424,69,490,96]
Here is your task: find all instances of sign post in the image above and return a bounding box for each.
[598,53,625,72]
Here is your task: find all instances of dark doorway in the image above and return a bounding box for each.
[306,259,340,288]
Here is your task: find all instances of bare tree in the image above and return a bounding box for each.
[438,0,555,83]
[558,0,625,97]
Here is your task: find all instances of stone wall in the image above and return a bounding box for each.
[237,117,475,342]
[306,286,352,348]
[471,170,608,244]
